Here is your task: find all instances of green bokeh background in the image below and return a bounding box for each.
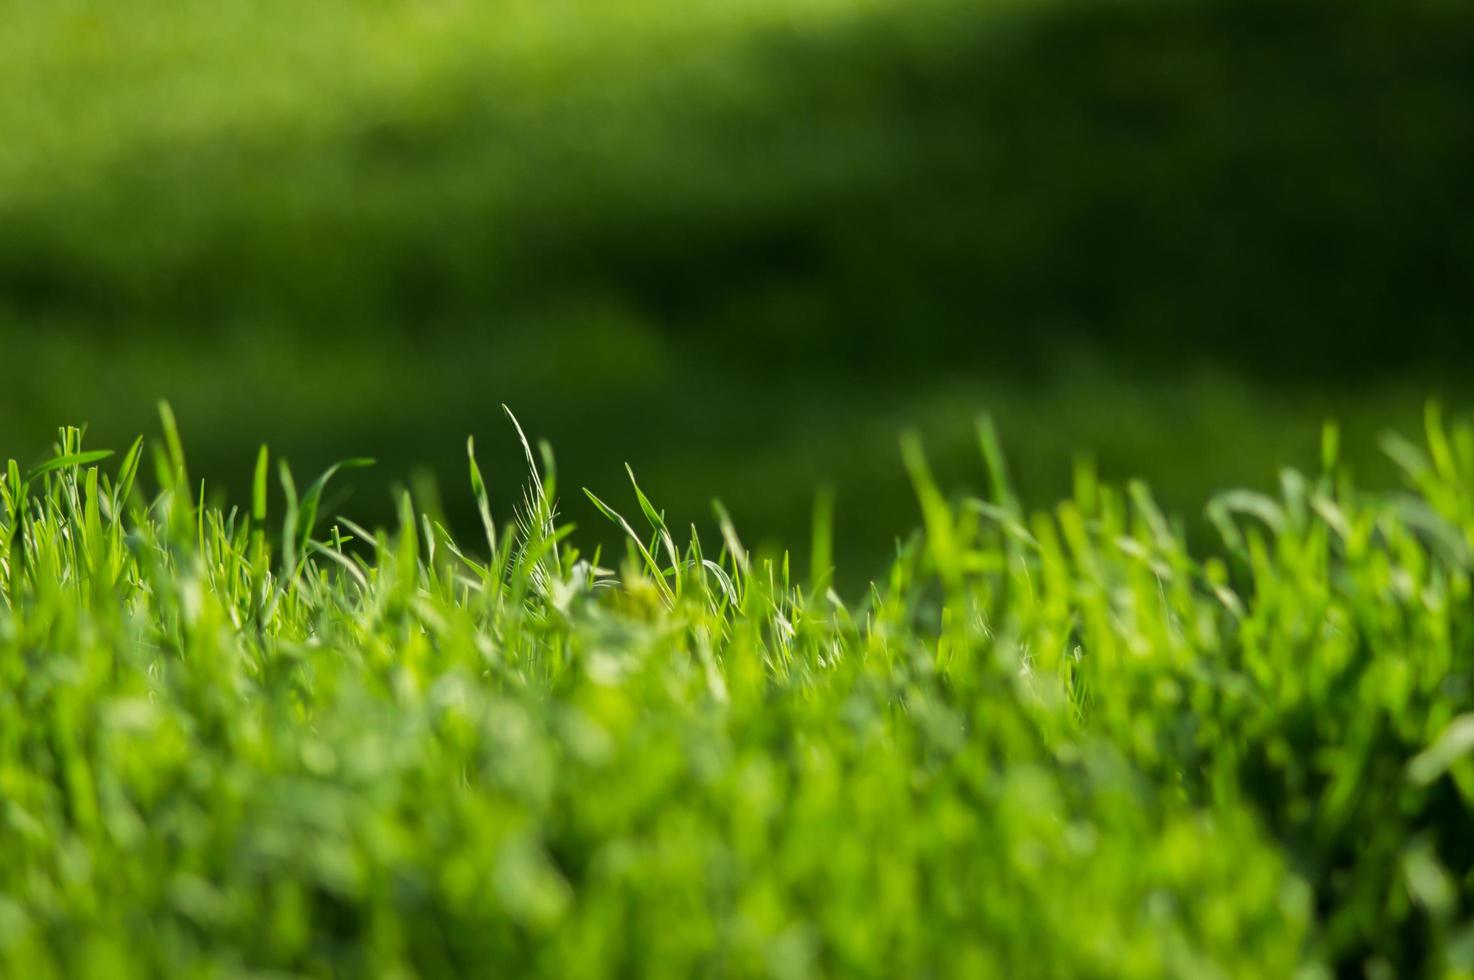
[2,0,1471,576]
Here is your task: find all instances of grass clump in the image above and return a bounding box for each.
[4,406,1474,977]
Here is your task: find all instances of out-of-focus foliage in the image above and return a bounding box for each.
[1,0,1470,569]
[4,0,1470,368]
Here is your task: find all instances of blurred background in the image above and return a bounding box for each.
[2,0,1471,578]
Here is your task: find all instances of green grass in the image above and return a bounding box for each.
[0,324,1455,587]
[6,406,1474,976]
[4,0,1473,571]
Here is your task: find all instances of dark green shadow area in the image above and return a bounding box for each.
[1,0,1470,583]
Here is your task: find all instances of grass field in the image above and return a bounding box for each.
[4,0,1472,973]
[5,407,1474,976]
[4,0,1473,573]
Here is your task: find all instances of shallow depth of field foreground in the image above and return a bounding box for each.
[5,408,1474,977]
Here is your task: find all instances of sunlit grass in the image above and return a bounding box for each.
[4,405,1474,975]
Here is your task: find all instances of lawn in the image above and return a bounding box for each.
[3,0,1472,571]
[3,0,1472,973]
[4,407,1474,975]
